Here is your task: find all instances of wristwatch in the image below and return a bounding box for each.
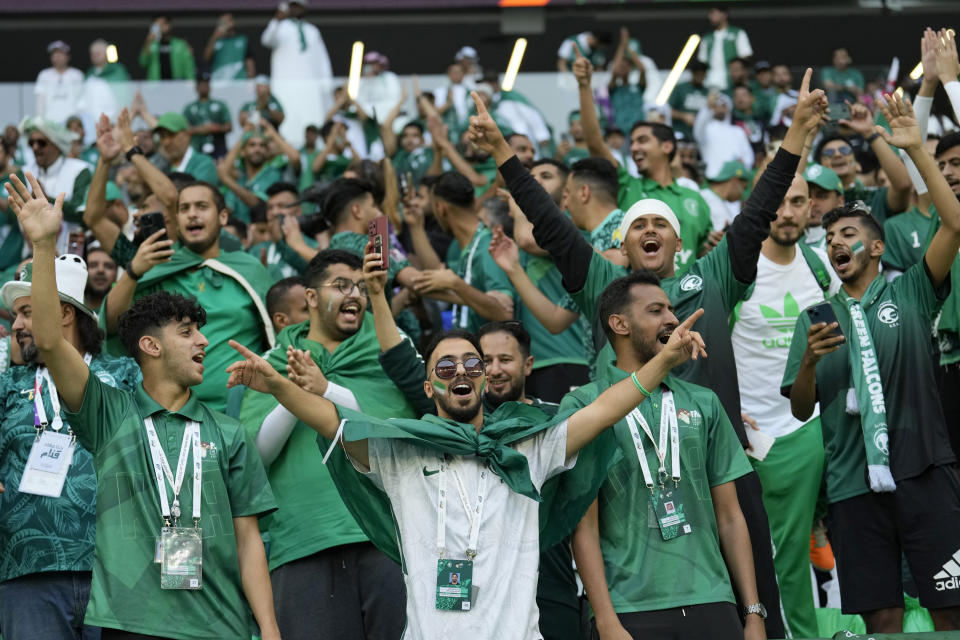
[743,603,767,619]
[866,132,881,144]
[125,146,145,162]
[125,260,143,280]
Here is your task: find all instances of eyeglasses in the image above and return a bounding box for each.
[28,138,48,149]
[839,199,871,215]
[822,145,852,157]
[434,357,485,379]
[320,277,367,296]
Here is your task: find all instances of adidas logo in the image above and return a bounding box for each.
[760,292,801,334]
[934,550,960,591]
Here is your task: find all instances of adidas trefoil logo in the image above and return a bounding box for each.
[934,549,960,591]
[760,292,800,335]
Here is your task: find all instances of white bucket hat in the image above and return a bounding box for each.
[1,254,98,320]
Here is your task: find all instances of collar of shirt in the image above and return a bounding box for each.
[638,174,682,195]
[175,146,195,173]
[134,383,205,422]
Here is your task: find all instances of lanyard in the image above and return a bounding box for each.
[435,455,488,560]
[144,417,202,527]
[455,225,484,327]
[625,390,680,491]
[34,354,93,434]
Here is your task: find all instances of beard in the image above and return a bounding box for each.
[770,225,801,247]
[484,377,524,408]
[629,331,662,365]
[435,390,482,424]
[17,332,39,364]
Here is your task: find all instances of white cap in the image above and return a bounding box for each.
[455,46,478,61]
[1,254,97,320]
[618,199,681,245]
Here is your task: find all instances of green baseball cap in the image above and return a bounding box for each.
[803,163,843,193]
[152,112,189,134]
[707,160,747,183]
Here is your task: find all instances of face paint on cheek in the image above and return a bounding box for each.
[851,240,865,254]
[326,298,333,313]
[432,380,447,396]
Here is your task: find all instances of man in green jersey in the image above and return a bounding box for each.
[572,46,713,275]
[565,157,627,266]
[183,71,232,159]
[203,13,254,81]
[569,269,764,639]
[152,112,219,186]
[803,163,845,251]
[6,172,280,640]
[241,250,410,639]
[669,60,710,141]
[247,182,318,279]
[0,254,140,640]
[103,181,275,412]
[783,93,960,633]
[467,71,829,636]
[821,47,865,104]
[219,131,284,223]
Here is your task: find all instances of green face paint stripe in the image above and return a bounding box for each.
[851,240,865,254]
[433,380,447,395]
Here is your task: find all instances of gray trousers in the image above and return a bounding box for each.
[271,541,406,640]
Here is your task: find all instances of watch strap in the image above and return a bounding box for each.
[125,146,145,162]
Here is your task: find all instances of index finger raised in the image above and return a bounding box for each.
[572,42,584,59]
[228,339,258,359]
[470,91,488,116]
[678,307,705,331]
[799,67,813,97]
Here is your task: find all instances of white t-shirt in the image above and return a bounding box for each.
[355,422,573,640]
[731,249,839,438]
[34,67,84,124]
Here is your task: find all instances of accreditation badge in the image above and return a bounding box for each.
[18,430,75,497]
[160,526,203,590]
[651,484,692,541]
[436,558,475,611]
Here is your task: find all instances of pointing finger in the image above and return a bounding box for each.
[572,42,584,60]
[471,91,488,116]
[799,67,812,97]
[678,307,705,331]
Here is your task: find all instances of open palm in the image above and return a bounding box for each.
[4,173,63,244]
[876,93,921,150]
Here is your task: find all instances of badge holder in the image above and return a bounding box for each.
[160,521,203,590]
[436,558,474,611]
[651,482,692,541]
[18,369,75,498]
[433,460,485,612]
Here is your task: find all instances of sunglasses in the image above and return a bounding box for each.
[839,199,871,215]
[434,357,485,380]
[28,138,48,149]
[320,277,367,296]
[822,146,852,157]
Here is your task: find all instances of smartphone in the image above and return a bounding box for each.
[398,172,409,196]
[368,215,390,273]
[67,226,85,257]
[806,301,843,337]
[139,211,167,241]
[829,102,851,123]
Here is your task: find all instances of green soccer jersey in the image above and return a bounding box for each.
[610,84,646,137]
[224,164,284,223]
[589,208,625,253]
[246,237,317,279]
[446,224,516,333]
[63,376,277,640]
[519,252,590,370]
[315,153,352,182]
[573,242,750,447]
[183,98,231,155]
[882,205,934,273]
[393,147,435,188]
[328,231,410,287]
[240,96,284,128]
[179,149,219,186]
[616,164,714,275]
[210,35,248,81]
[472,156,499,197]
[561,147,591,167]
[667,82,709,140]
[845,180,892,224]
[559,362,752,613]
[782,266,955,504]
[0,355,141,583]
[85,63,131,83]
[821,67,864,101]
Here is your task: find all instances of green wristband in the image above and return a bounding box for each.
[631,372,652,397]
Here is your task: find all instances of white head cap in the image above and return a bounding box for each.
[618,199,681,245]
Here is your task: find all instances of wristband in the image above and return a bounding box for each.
[631,372,652,398]
[865,132,880,144]
[125,260,143,280]
[124,146,145,162]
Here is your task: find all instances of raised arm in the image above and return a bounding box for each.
[84,115,123,253]
[572,44,617,165]
[401,191,443,270]
[379,85,409,158]
[218,137,261,209]
[5,174,89,411]
[467,91,595,293]
[839,101,911,215]
[115,109,179,212]
[262,120,300,174]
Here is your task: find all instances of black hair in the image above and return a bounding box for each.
[178,180,226,213]
[592,30,613,45]
[319,120,336,139]
[402,121,425,135]
[570,157,619,204]
[935,132,960,159]
[729,57,748,68]
[267,276,304,318]
[855,148,880,175]
[508,132,532,145]
[432,171,475,209]
[225,215,247,239]
[344,159,386,205]
[597,269,663,342]
[478,321,531,359]
[266,181,299,199]
[167,172,197,191]
[118,292,207,364]
[319,178,375,227]
[481,197,513,238]
[248,201,268,224]
[76,309,105,356]
[302,249,363,290]
[688,60,708,73]
[681,162,701,185]
[628,121,677,161]
[419,174,440,190]
[821,202,885,243]
[814,134,852,163]
[531,158,571,181]
[422,329,483,375]
[305,124,319,133]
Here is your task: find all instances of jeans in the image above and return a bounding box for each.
[0,571,100,640]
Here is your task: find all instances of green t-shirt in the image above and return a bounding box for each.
[882,205,934,273]
[224,164,284,223]
[393,147,435,188]
[519,252,590,370]
[328,231,410,287]
[240,96,284,128]
[134,250,271,412]
[85,63,130,83]
[821,67,864,103]
[845,180,892,224]
[781,266,955,504]
[616,165,714,274]
[315,153,352,182]
[610,84,646,137]
[183,99,231,155]
[0,355,141,583]
[63,377,277,639]
[472,156,499,197]
[573,243,750,447]
[589,208,625,253]
[561,147,591,167]
[181,150,219,186]
[446,224,516,333]
[210,35,248,81]
[667,82,709,140]
[559,364,751,613]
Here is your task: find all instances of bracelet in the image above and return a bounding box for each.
[125,260,143,280]
[631,372,652,398]
[124,146,144,162]
[866,132,880,144]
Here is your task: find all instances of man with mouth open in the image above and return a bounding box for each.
[783,92,960,633]
[101,180,275,412]
[226,246,707,638]
[471,69,829,637]
[4,173,281,640]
